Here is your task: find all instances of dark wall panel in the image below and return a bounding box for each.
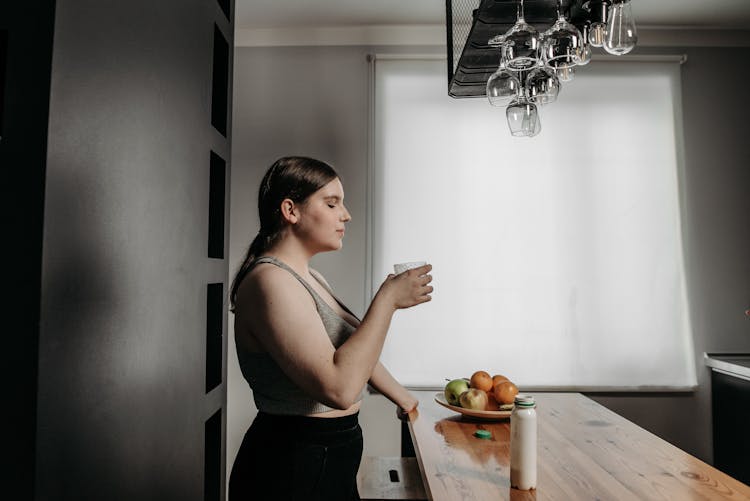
[217,0,231,22]
[0,29,8,138]
[211,25,229,136]
[206,283,224,392]
[0,2,56,496]
[36,1,233,499]
[208,152,226,259]
[204,409,222,501]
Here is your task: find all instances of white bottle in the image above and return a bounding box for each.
[510,394,537,490]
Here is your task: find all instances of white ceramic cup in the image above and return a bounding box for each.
[393,261,427,274]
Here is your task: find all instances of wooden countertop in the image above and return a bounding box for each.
[406,391,750,500]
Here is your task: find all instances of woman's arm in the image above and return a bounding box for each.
[311,270,417,413]
[236,264,432,410]
[368,361,419,413]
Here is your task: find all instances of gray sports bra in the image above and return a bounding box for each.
[236,256,365,415]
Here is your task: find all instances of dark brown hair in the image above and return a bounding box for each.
[229,156,339,311]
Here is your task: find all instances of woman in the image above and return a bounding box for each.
[228,156,433,500]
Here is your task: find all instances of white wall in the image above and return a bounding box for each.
[228,43,750,479]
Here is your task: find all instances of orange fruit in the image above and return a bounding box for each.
[486,392,500,410]
[470,371,493,392]
[492,374,509,387]
[493,381,519,405]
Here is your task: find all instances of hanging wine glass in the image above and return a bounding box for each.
[506,97,540,137]
[528,107,542,137]
[501,0,541,72]
[541,0,583,70]
[486,63,522,107]
[526,66,560,105]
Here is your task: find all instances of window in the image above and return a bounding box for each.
[370,56,695,389]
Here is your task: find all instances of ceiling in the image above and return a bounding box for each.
[236,0,750,30]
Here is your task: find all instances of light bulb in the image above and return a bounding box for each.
[604,0,637,55]
[589,22,605,48]
[574,25,592,65]
[575,42,592,65]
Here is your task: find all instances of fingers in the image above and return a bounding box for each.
[416,285,433,304]
[417,272,433,303]
[386,264,434,308]
[397,400,419,421]
[419,274,433,286]
[409,264,432,276]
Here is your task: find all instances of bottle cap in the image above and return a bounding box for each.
[514,394,535,407]
[474,430,492,439]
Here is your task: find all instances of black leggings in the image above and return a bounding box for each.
[229,411,362,501]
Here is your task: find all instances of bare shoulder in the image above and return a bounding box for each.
[236,263,330,360]
[237,263,309,306]
[309,267,331,288]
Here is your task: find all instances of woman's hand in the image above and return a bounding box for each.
[396,399,418,422]
[377,264,433,310]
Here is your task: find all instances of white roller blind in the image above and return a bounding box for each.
[371,56,696,390]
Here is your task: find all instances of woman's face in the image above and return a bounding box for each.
[294,177,351,253]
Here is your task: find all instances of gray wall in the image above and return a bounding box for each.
[228,42,750,474]
[37,1,233,499]
[228,46,445,471]
[227,45,393,470]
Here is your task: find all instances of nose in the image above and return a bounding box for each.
[342,204,352,222]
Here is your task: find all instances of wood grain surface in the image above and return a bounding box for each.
[406,391,750,500]
[357,456,427,500]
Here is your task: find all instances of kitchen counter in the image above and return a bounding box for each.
[405,391,750,500]
[704,353,750,381]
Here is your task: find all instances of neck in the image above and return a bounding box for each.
[264,237,314,276]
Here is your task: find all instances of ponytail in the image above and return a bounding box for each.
[229,233,264,312]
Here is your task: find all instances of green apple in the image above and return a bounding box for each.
[459,388,488,410]
[444,378,470,406]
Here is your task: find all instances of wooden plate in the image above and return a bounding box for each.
[434,392,512,421]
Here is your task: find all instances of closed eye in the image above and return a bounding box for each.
[324,195,342,208]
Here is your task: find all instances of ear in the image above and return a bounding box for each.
[280,198,298,224]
